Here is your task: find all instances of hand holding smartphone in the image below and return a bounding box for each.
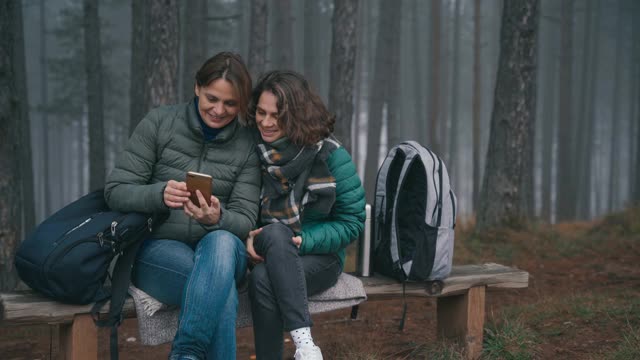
[186,171,212,207]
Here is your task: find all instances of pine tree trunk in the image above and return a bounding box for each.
[363,0,401,204]
[555,0,575,221]
[182,0,208,101]
[248,0,267,79]
[273,0,294,70]
[428,0,442,154]
[14,0,35,233]
[477,0,539,231]
[84,0,106,192]
[0,0,22,291]
[608,1,624,212]
[472,0,482,213]
[328,0,358,154]
[40,0,52,217]
[448,0,461,185]
[130,0,150,133]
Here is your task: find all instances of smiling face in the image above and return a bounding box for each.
[255,91,285,143]
[195,78,240,128]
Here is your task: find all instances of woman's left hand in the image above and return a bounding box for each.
[292,236,302,248]
[183,190,221,225]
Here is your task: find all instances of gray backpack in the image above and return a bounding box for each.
[373,141,457,282]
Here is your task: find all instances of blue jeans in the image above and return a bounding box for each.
[132,230,247,360]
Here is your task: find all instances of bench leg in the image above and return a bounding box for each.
[436,285,486,360]
[59,314,98,360]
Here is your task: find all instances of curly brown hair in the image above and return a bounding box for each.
[195,52,252,123]
[247,70,335,146]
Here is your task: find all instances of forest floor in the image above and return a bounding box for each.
[2,207,639,359]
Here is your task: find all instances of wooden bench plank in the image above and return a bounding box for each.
[361,263,528,298]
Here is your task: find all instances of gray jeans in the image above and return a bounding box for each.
[248,223,342,360]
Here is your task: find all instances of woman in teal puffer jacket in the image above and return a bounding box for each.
[105,52,260,360]
[245,70,366,360]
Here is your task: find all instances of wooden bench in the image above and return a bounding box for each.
[1,263,528,360]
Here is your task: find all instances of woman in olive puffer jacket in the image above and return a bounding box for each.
[105,52,260,360]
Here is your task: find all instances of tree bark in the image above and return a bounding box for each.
[472,0,482,212]
[182,0,208,101]
[130,0,150,133]
[14,0,35,233]
[363,0,402,204]
[0,0,22,291]
[40,0,52,217]
[448,0,461,186]
[428,0,442,154]
[555,0,575,221]
[608,1,624,212]
[84,0,106,192]
[248,0,267,79]
[328,0,358,154]
[477,0,539,231]
[273,0,294,70]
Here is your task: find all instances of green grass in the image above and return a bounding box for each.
[608,323,640,360]
[483,318,539,360]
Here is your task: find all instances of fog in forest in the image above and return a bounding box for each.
[4,0,640,228]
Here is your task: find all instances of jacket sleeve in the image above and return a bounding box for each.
[201,148,261,240]
[299,147,366,255]
[104,109,168,213]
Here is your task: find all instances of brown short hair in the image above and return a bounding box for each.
[247,70,335,146]
[195,52,252,123]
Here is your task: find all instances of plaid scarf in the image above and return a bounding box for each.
[257,136,340,233]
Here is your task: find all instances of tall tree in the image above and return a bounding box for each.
[576,0,599,219]
[272,0,294,70]
[448,0,461,184]
[363,0,401,203]
[130,0,179,132]
[428,0,442,154]
[248,0,267,79]
[15,0,35,232]
[328,0,358,153]
[182,0,208,100]
[555,0,575,221]
[40,0,52,217]
[477,0,539,231]
[472,0,482,212]
[608,1,624,211]
[0,0,23,291]
[84,0,105,191]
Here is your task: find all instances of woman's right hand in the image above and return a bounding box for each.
[163,180,190,208]
[246,228,265,264]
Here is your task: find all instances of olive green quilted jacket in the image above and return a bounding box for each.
[105,101,261,243]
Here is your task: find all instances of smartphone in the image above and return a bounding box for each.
[186,171,213,207]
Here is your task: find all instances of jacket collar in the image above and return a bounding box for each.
[186,98,238,143]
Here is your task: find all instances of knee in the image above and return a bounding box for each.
[199,230,242,253]
[256,223,295,252]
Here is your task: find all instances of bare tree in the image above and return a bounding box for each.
[608,1,625,211]
[182,0,208,100]
[477,0,539,231]
[130,0,179,132]
[363,0,401,203]
[428,0,442,154]
[472,0,482,212]
[15,0,35,232]
[248,0,267,79]
[328,0,358,153]
[272,0,294,70]
[0,0,23,291]
[84,0,105,191]
[555,0,575,221]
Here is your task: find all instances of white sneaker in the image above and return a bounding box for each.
[294,345,323,360]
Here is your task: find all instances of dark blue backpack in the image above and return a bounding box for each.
[15,189,166,360]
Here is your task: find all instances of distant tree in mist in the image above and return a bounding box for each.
[84,0,105,191]
[477,0,539,231]
[329,0,358,153]
[248,0,267,79]
[0,0,24,291]
[130,0,179,132]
